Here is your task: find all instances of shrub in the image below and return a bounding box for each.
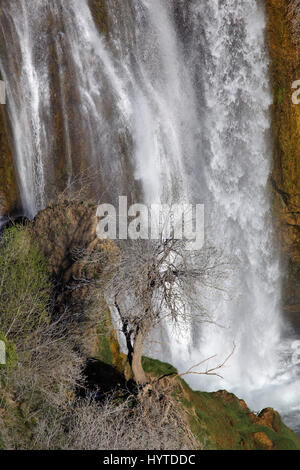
[0,225,83,449]
[0,226,51,352]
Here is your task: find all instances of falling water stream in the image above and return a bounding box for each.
[0,0,299,432]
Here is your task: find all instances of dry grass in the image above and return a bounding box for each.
[32,380,196,451]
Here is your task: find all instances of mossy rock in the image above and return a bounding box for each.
[142,356,178,377]
[141,357,300,450]
[97,305,127,374]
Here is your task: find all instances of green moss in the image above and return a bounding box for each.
[277,86,285,105]
[190,389,300,449]
[97,316,114,366]
[96,306,126,373]
[142,356,178,377]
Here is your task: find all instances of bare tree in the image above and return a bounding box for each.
[103,237,229,385]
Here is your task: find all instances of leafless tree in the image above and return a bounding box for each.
[101,237,229,385]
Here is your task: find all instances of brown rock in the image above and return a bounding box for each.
[31,200,99,280]
[253,432,273,450]
[266,1,300,321]
[213,390,249,411]
[253,408,282,433]
[30,199,113,356]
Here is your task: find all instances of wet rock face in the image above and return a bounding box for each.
[266,1,300,318]
[0,9,19,216]
[88,0,110,37]
[0,98,19,216]
[0,0,141,219]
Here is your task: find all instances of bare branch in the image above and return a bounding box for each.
[174,344,236,380]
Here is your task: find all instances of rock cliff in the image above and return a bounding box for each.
[266,0,300,324]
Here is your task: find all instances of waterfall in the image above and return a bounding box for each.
[0,0,50,215]
[0,0,299,430]
[172,0,282,394]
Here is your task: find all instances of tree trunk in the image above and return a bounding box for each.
[131,328,147,385]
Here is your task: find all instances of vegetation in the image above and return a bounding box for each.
[141,357,300,451]
[0,226,50,349]
[0,224,194,450]
[0,219,299,450]
[0,225,83,449]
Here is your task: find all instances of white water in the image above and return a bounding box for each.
[0,0,299,430]
[0,0,50,215]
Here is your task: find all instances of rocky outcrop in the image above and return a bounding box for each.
[30,199,120,358]
[31,199,99,280]
[142,359,300,450]
[266,1,300,321]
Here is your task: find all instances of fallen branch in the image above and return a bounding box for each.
[175,344,236,380]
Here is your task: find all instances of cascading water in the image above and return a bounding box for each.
[0,0,141,216]
[0,0,299,431]
[0,0,50,215]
